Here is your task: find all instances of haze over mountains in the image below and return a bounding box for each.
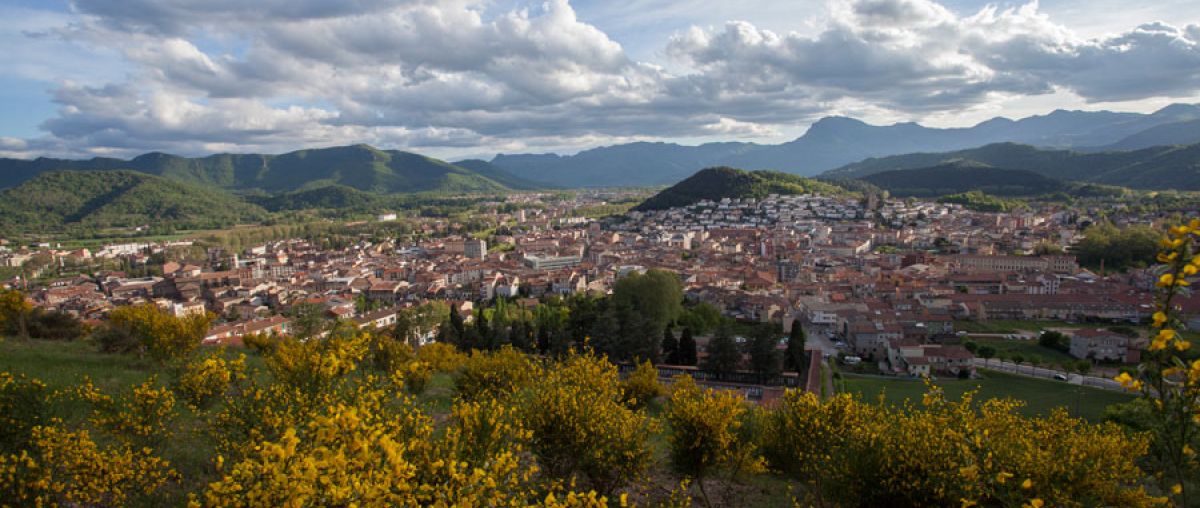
[490,104,1200,187]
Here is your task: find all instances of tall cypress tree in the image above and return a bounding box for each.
[784,323,808,373]
[677,327,698,366]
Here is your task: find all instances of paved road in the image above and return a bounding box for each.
[973,358,1125,392]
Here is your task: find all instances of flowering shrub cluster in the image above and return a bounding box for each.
[174,349,248,409]
[762,387,1156,507]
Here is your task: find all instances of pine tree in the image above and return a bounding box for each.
[677,327,698,366]
[704,329,741,377]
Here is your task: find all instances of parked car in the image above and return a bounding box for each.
[1053,373,1068,381]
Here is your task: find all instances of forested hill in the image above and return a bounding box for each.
[0,170,267,233]
[634,167,848,211]
[0,144,542,194]
[859,163,1068,197]
[823,142,1200,190]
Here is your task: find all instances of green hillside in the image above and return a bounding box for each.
[0,145,513,194]
[0,170,266,233]
[860,162,1068,197]
[823,142,1200,190]
[634,167,848,211]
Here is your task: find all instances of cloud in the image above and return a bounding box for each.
[3,0,1199,159]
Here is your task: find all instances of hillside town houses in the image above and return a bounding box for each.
[5,191,1194,378]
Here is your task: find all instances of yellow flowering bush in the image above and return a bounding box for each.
[88,377,177,448]
[523,352,655,495]
[418,341,468,373]
[762,387,1157,507]
[1117,218,1200,503]
[0,289,32,340]
[266,332,367,394]
[394,360,432,395]
[99,304,212,362]
[665,375,763,505]
[456,346,541,401]
[174,349,248,409]
[0,424,177,507]
[367,332,416,372]
[620,360,663,410]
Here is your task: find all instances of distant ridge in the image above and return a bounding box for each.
[489,103,1200,187]
[823,142,1200,190]
[0,144,551,194]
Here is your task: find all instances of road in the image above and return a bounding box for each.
[973,358,1125,392]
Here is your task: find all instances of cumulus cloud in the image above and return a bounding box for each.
[3,0,1199,158]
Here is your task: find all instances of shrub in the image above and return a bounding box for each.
[174,350,247,409]
[762,388,1157,507]
[523,352,654,495]
[0,373,48,454]
[455,347,540,401]
[96,304,212,363]
[619,360,663,409]
[665,375,762,505]
[417,342,468,373]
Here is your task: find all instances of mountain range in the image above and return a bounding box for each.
[490,104,1200,187]
[822,142,1200,190]
[0,144,539,194]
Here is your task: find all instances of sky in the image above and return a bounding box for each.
[1,0,1198,160]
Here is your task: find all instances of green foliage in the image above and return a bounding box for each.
[783,325,807,373]
[704,331,741,376]
[1072,222,1160,271]
[861,162,1067,197]
[747,330,781,378]
[635,167,850,211]
[676,328,698,366]
[1038,331,1069,353]
[0,170,266,233]
[937,190,1024,212]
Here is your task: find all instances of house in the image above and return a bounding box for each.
[1069,329,1139,363]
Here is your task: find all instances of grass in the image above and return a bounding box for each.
[969,336,1078,367]
[839,370,1133,422]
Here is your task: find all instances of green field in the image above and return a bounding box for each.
[839,370,1133,422]
[969,336,1079,366]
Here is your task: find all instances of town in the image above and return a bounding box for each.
[4,190,1187,398]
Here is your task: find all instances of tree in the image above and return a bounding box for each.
[0,289,32,341]
[704,330,741,377]
[677,327,698,366]
[1074,360,1092,375]
[287,302,326,340]
[662,327,679,364]
[748,329,781,379]
[977,345,996,363]
[963,340,978,353]
[1038,331,1069,352]
[783,324,807,373]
